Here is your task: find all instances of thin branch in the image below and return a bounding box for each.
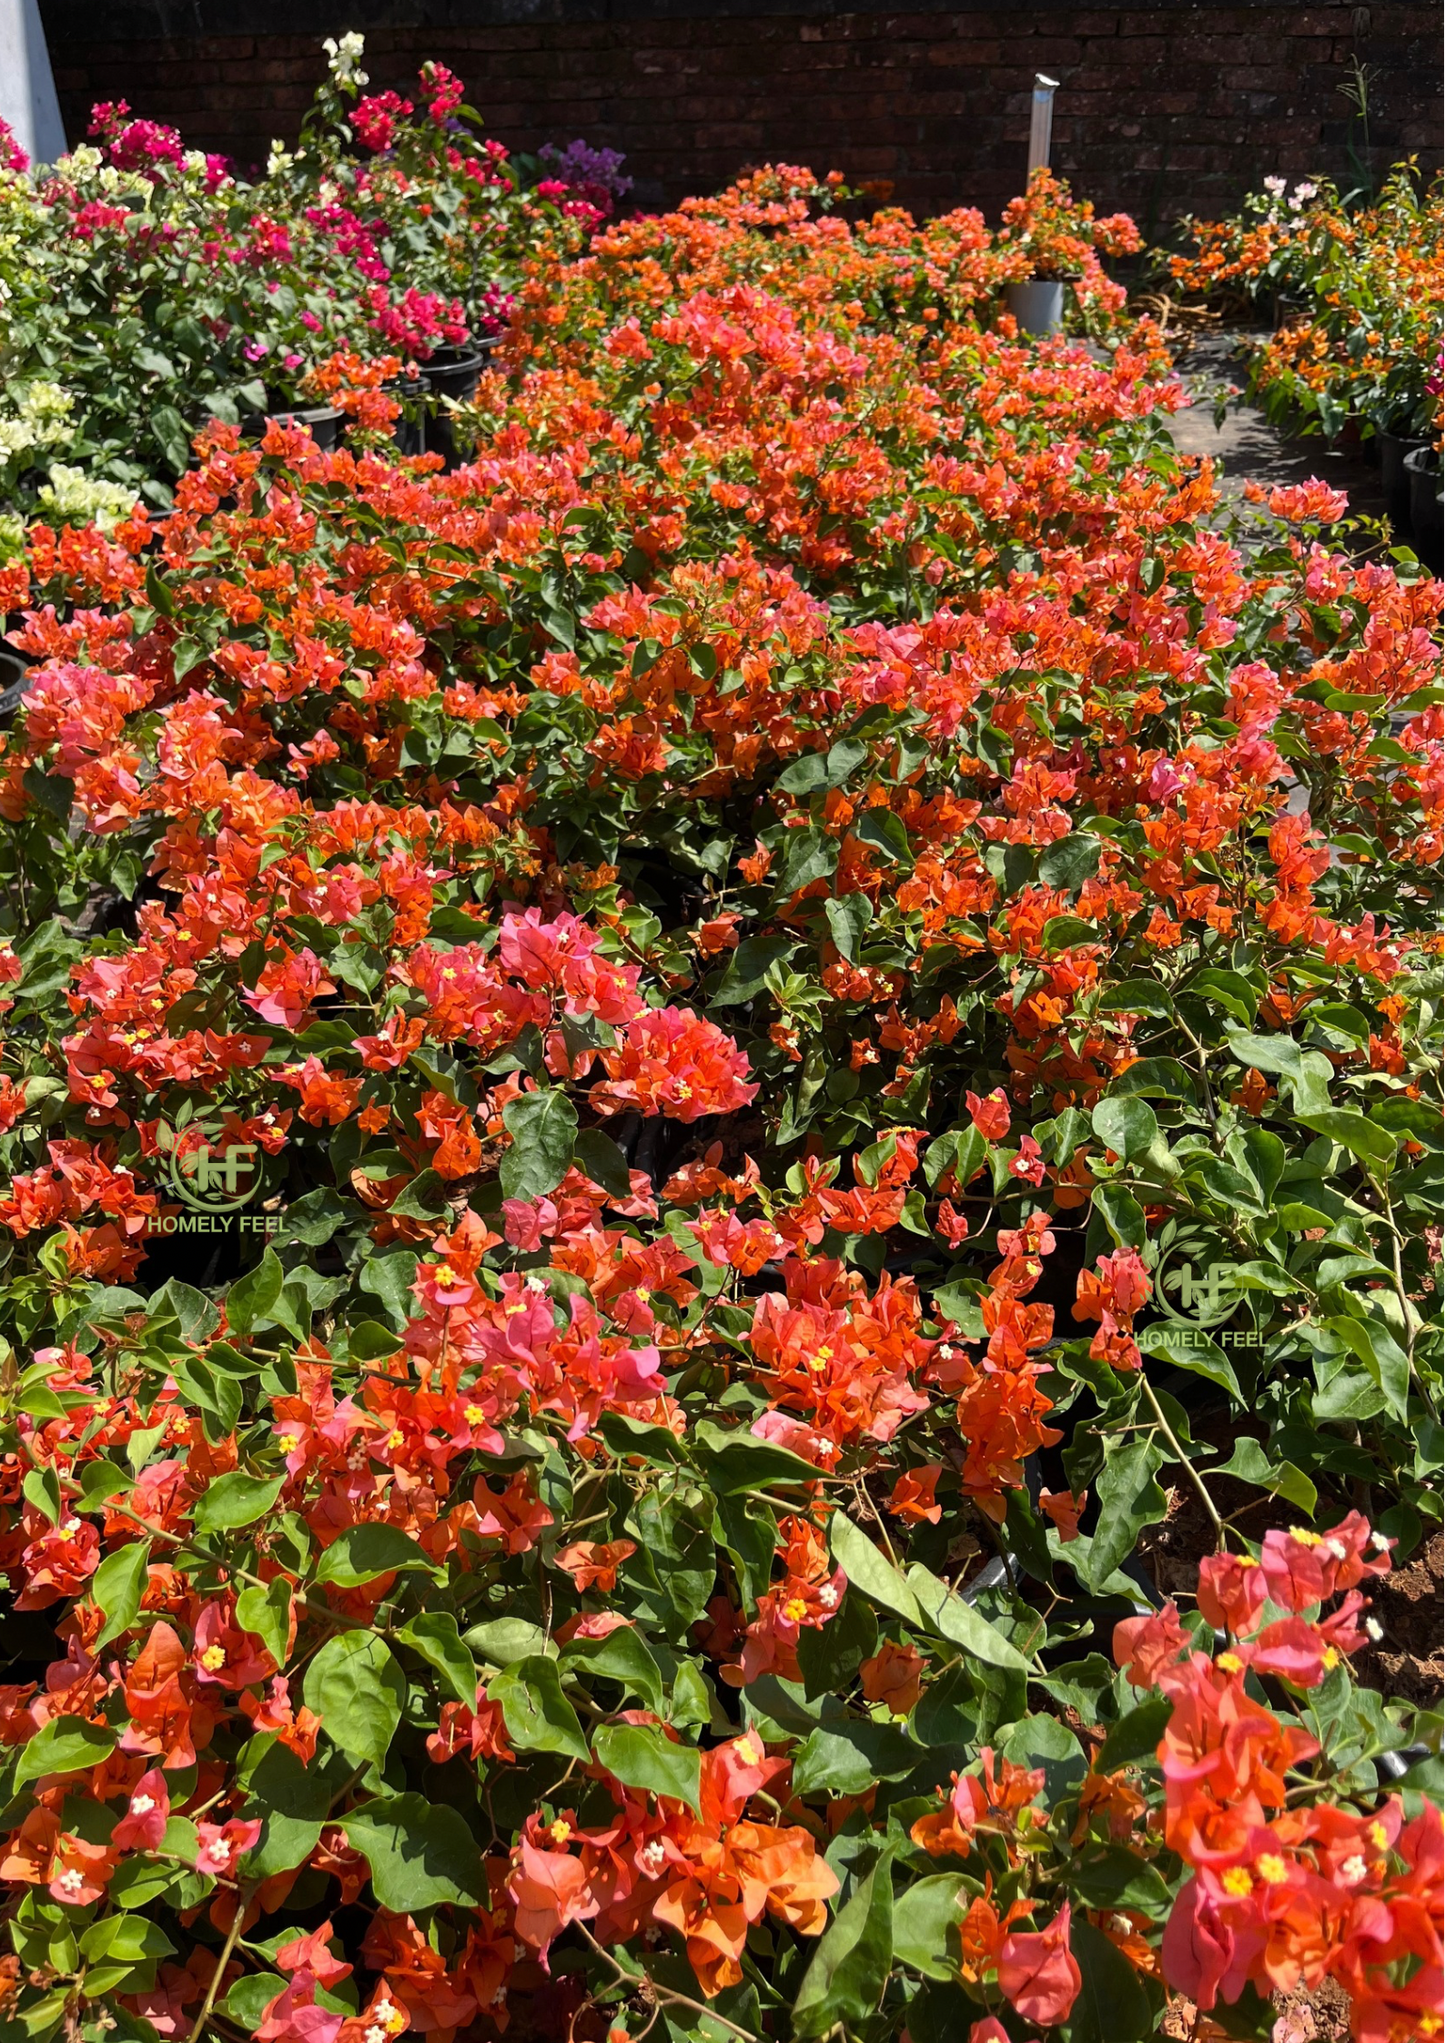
[575,1923,762,2043]
[1140,1373,1224,1549]
[185,1885,255,2043]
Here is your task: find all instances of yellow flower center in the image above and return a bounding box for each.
[1221,1867,1252,1897]
[1255,1853,1289,1886]
[200,1645,227,1671]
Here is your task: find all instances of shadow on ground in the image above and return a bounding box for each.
[1163,331,1392,535]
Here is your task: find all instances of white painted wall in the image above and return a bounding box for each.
[0,0,67,166]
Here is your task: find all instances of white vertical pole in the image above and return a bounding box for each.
[1028,74,1059,176]
[0,0,67,167]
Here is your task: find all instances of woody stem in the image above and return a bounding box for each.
[1140,1373,1224,1549]
[186,1883,255,2043]
[575,1924,762,2043]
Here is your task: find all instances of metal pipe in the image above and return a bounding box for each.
[1028,74,1060,176]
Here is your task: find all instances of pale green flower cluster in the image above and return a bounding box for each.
[0,383,75,468]
[34,463,136,528]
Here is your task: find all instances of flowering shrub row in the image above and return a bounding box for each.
[1168,166,1444,442]
[0,143,1435,2043]
[0,36,619,525]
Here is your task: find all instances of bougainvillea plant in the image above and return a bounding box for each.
[0,150,1436,2043]
[0,36,604,519]
[1167,164,1444,443]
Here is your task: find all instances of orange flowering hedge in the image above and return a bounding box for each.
[0,165,1437,2043]
[1168,166,1444,443]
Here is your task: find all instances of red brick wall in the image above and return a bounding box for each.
[40,4,1442,228]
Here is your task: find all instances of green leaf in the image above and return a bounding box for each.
[22,1466,59,1525]
[1215,1439,1317,1514]
[108,1856,188,1909]
[302,1633,405,1765]
[78,1914,174,1966]
[1041,914,1098,950]
[690,1419,818,1494]
[573,1126,632,1200]
[1097,978,1174,1018]
[224,1248,285,1339]
[489,1654,589,1760]
[395,1612,479,1709]
[235,1577,292,1669]
[592,1724,701,1810]
[597,1410,689,1465]
[792,1853,894,2037]
[774,824,839,896]
[500,1089,579,1201]
[1297,1109,1398,1171]
[1327,1313,1411,1421]
[245,1812,325,1882]
[465,1617,555,1666]
[823,893,873,962]
[91,1539,151,1650]
[712,934,796,1003]
[793,1721,919,1798]
[904,1562,1030,1673]
[1092,1183,1146,1251]
[827,1514,925,1628]
[1187,966,1258,1023]
[218,1974,287,2031]
[341,1793,486,1910]
[1136,1322,1242,1400]
[1085,1439,1168,1592]
[892,1873,968,1982]
[193,1471,286,1535]
[561,1625,665,1712]
[346,1320,403,1362]
[358,1249,418,1331]
[1038,832,1101,891]
[169,1354,241,1443]
[853,809,912,867]
[314,1523,437,1588]
[796,1589,877,1700]
[150,404,191,476]
[16,1715,117,1787]
[1092,1691,1172,1774]
[1224,1031,1333,1111]
[1068,1845,1172,1916]
[1091,1096,1158,1163]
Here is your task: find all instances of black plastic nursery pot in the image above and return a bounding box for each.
[245,402,345,452]
[1404,445,1444,575]
[1379,430,1428,541]
[0,646,30,721]
[386,375,428,457]
[421,343,494,403]
[422,341,499,469]
[271,404,344,450]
